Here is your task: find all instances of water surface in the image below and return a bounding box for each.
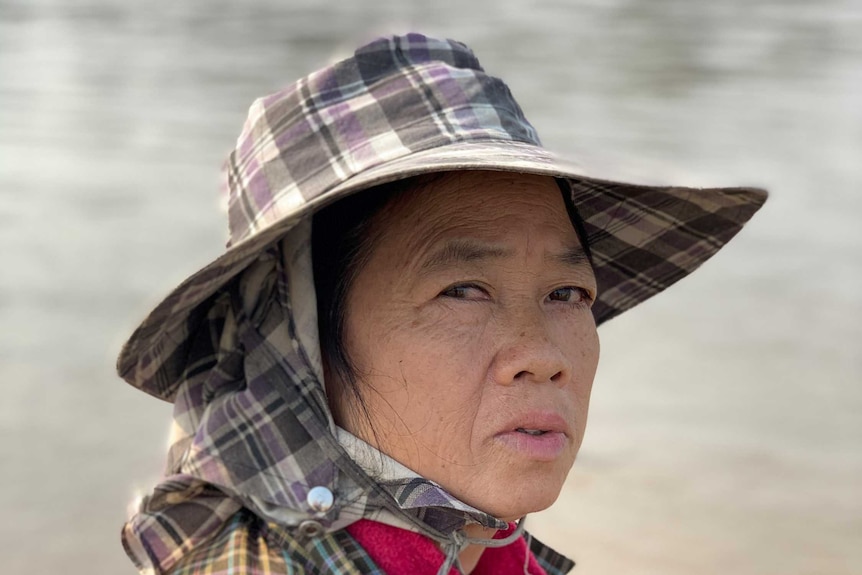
[1,1,860,572]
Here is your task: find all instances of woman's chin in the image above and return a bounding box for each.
[465,473,567,522]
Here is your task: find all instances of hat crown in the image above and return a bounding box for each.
[225,33,542,247]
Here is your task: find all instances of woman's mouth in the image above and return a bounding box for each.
[516,427,548,436]
[495,413,570,461]
[496,429,567,460]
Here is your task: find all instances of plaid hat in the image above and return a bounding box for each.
[118,33,766,400]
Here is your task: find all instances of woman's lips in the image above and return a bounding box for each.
[494,430,568,461]
[494,411,570,461]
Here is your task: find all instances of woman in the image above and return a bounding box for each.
[119,34,766,574]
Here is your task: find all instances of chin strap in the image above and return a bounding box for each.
[435,516,528,575]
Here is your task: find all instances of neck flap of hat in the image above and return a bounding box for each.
[121,219,515,573]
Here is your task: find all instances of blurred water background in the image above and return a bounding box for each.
[1,0,860,572]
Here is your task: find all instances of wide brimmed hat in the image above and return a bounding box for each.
[118,33,766,401]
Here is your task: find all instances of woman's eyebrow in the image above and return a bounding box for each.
[419,239,590,272]
[549,245,590,269]
[420,239,511,273]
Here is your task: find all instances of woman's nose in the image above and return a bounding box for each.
[489,309,573,386]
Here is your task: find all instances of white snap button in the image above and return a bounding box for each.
[298,519,324,538]
[306,486,334,513]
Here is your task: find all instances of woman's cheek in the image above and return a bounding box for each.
[402,321,490,395]
[419,321,491,383]
[419,301,493,338]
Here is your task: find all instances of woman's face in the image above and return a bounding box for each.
[328,171,600,521]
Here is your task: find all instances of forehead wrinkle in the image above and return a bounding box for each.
[367,170,583,280]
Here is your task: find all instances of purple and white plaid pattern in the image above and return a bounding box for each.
[119,33,765,574]
[225,34,539,248]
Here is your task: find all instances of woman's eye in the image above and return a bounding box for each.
[548,286,591,304]
[440,283,487,300]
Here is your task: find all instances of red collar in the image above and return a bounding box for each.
[346,519,548,575]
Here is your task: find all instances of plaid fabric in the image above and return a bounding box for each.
[225,35,539,249]
[120,32,765,575]
[140,507,383,575]
[568,179,764,322]
[139,508,571,575]
[528,534,575,575]
[122,234,572,573]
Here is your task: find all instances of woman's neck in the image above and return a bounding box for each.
[458,523,501,573]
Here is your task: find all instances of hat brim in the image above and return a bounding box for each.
[117,139,766,400]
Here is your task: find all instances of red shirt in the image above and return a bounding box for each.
[346,519,548,575]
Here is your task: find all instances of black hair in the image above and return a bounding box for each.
[311,175,436,428]
[555,178,595,268]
